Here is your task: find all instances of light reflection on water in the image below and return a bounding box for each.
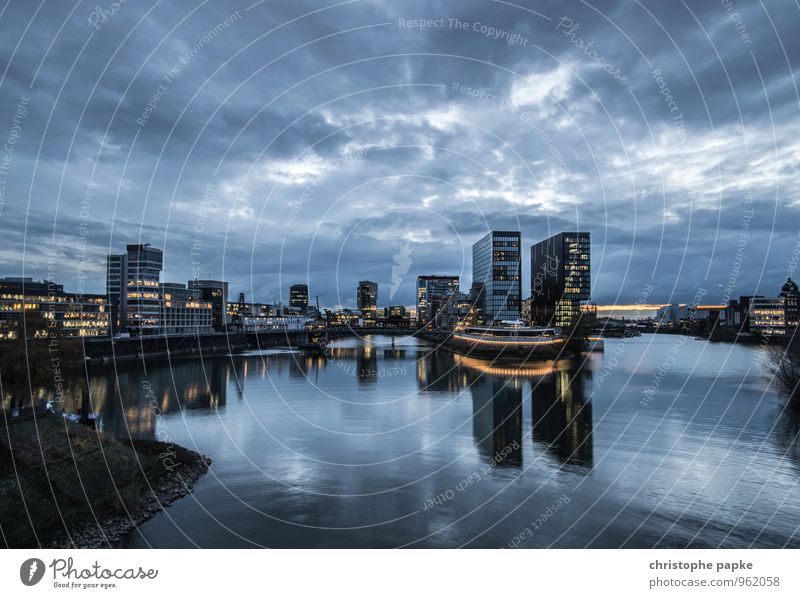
[17,334,800,547]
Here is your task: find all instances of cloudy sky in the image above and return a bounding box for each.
[0,0,798,308]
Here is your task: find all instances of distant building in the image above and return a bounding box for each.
[724,279,800,336]
[0,277,109,338]
[473,231,521,323]
[106,253,127,334]
[227,293,271,323]
[121,244,163,335]
[327,308,362,327]
[239,315,306,333]
[435,292,473,330]
[378,306,411,328]
[780,277,800,330]
[750,297,786,335]
[416,275,460,328]
[190,279,229,331]
[655,304,690,326]
[694,305,725,325]
[106,244,214,336]
[468,282,487,326]
[160,283,213,335]
[530,232,590,328]
[226,293,303,333]
[386,305,406,318]
[289,284,309,311]
[357,281,378,324]
[521,297,532,325]
[725,295,761,332]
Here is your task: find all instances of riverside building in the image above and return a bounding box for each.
[530,232,590,328]
[472,231,522,323]
[0,277,109,338]
[106,244,216,336]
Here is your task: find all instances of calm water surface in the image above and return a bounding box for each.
[61,334,800,547]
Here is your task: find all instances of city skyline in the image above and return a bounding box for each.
[1,2,798,311]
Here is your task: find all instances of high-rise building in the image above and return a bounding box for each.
[472,231,521,323]
[190,279,229,331]
[107,244,215,336]
[530,232,590,328]
[357,280,378,313]
[416,275,460,328]
[106,253,128,333]
[289,284,309,311]
[124,244,163,335]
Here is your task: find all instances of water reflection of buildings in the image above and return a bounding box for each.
[531,368,593,467]
[84,359,230,439]
[470,375,523,467]
[447,352,593,470]
[417,349,471,392]
[78,342,592,468]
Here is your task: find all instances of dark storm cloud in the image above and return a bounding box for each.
[1,0,798,307]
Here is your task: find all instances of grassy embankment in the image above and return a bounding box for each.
[0,412,208,548]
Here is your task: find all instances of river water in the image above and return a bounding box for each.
[47,333,800,547]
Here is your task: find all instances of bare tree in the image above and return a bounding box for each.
[767,336,800,420]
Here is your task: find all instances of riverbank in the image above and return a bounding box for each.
[0,412,210,548]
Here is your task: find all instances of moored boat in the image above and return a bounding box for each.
[449,325,566,360]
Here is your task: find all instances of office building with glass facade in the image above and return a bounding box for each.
[416,275,460,327]
[123,244,163,335]
[530,232,591,328]
[357,281,378,312]
[472,231,521,323]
